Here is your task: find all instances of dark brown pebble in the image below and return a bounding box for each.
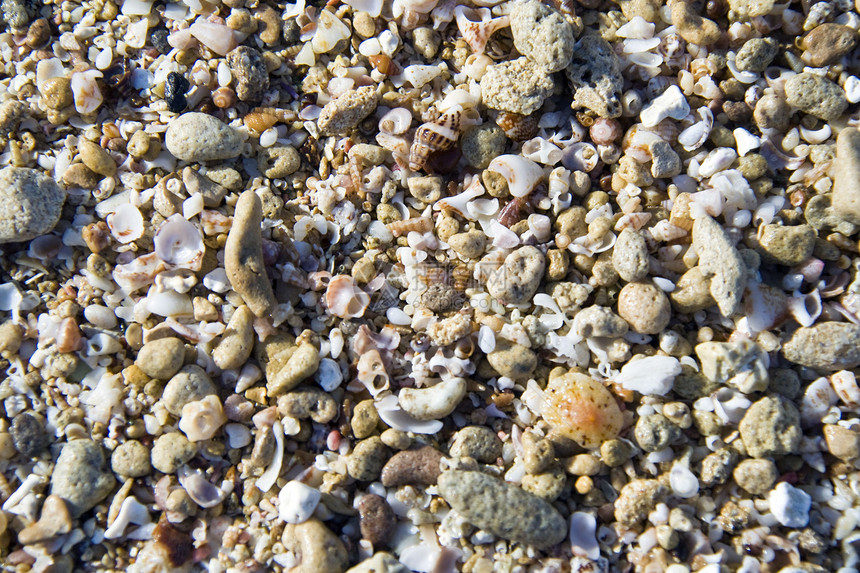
[380,445,444,487]
[357,493,396,547]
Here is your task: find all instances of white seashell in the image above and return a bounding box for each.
[733,127,761,157]
[84,305,119,329]
[374,394,444,434]
[627,52,663,69]
[378,29,400,56]
[105,496,151,540]
[316,358,343,391]
[615,355,681,395]
[617,16,655,39]
[649,219,687,242]
[36,58,65,91]
[787,289,822,327]
[454,6,509,55]
[697,147,737,178]
[179,394,226,442]
[569,231,616,257]
[640,85,689,128]
[375,131,411,157]
[398,377,466,420]
[463,53,493,80]
[325,275,370,318]
[311,10,351,54]
[488,155,544,197]
[154,214,204,271]
[357,349,390,396]
[832,370,860,407]
[395,0,439,14]
[168,27,196,51]
[188,21,237,56]
[113,253,165,294]
[669,460,699,498]
[526,214,552,242]
[146,288,193,317]
[400,64,443,88]
[203,268,230,293]
[800,377,837,428]
[86,331,123,356]
[522,137,563,165]
[711,387,751,424]
[844,75,860,104]
[107,203,144,244]
[569,513,600,560]
[278,480,321,524]
[437,176,484,216]
[177,465,232,509]
[678,106,713,152]
[256,420,285,492]
[223,423,252,449]
[378,107,413,135]
[561,142,599,172]
[799,123,832,144]
[71,69,104,115]
[345,0,383,17]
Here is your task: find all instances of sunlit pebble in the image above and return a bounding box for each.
[55,317,82,353]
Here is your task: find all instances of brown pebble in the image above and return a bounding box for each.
[357,493,396,547]
[62,163,100,189]
[380,445,444,487]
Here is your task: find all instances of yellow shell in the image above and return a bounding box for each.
[542,371,623,449]
[408,108,461,171]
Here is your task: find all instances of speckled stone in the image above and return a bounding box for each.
[612,228,649,282]
[357,494,396,547]
[634,413,681,452]
[318,86,378,135]
[565,35,623,118]
[785,73,848,122]
[111,440,152,478]
[481,57,555,115]
[0,167,66,244]
[670,267,715,314]
[754,94,791,132]
[447,230,486,259]
[733,458,778,495]
[151,432,197,474]
[227,46,269,102]
[282,519,348,573]
[487,341,537,381]
[165,112,242,162]
[802,23,857,67]
[510,0,575,73]
[161,365,217,417]
[135,337,185,380]
[277,387,337,424]
[438,470,567,549]
[739,396,802,458]
[782,322,860,370]
[574,305,628,338]
[380,445,443,487]
[823,424,860,461]
[351,400,380,439]
[692,214,747,317]
[347,437,391,482]
[486,245,546,304]
[461,123,508,169]
[617,281,671,334]
[11,412,49,457]
[832,127,860,226]
[225,190,277,318]
[450,426,503,463]
[614,479,665,526]
[696,339,769,394]
[728,0,774,19]
[756,224,816,266]
[670,0,720,45]
[50,440,116,518]
[735,38,779,72]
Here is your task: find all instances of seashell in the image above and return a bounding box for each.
[200,209,232,235]
[278,480,321,524]
[104,496,150,540]
[155,268,197,294]
[85,331,123,356]
[145,288,193,317]
[400,64,442,88]
[697,147,737,178]
[649,219,688,242]
[615,355,681,395]
[463,53,494,80]
[107,203,144,244]
[113,253,165,294]
[71,69,104,114]
[640,85,690,128]
[787,289,822,327]
[357,349,390,396]
[154,214,204,271]
[177,465,232,509]
[345,0,383,17]
[800,377,838,428]
[744,281,788,332]
[396,0,439,14]
[590,118,623,145]
[399,377,466,420]
[454,6,509,55]
[437,177,484,216]
[711,387,751,425]
[799,123,832,145]
[542,371,623,448]
[570,512,600,560]
[616,16,655,39]
[614,211,652,232]
[522,137,563,165]
[431,0,457,28]
[733,127,761,157]
[496,111,539,142]
[621,124,664,162]
[678,106,713,152]
[325,274,370,318]
[408,105,461,171]
[387,216,433,236]
[378,107,413,135]
[760,138,806,171]
[189,21,238,56]
[488,154,545,197]
[56,317,82,353]
[832,370,860,407]
[179,394,227,442]
[561,142,599,172]
[374,394,443,434]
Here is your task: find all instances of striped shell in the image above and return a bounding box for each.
[408,106,461,171]
[496,111,539,141]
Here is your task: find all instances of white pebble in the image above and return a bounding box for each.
[358,38,382,57]
[217,61,232,87]
[316,358,344,392]
[669,462,699,498]
[279,480,321,524]
[569,512,599,559]
[768,482,811,528]
[615,355,681,396]
[845,76,860,103]
[84,305,118,329]
[260,128,278,148]
[733,128,761,156]
[223,423,251,448]
[386,307,411,325]
[203,268,230,293]
[183,193,204,220]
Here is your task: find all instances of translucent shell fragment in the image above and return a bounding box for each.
[542,371,623,449]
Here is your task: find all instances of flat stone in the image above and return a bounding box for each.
[380,445,443,487]
[50,440,116,518]
[487,341,537,381]
[182,167,227,208]
[695,339,769,394]
[437,470,567,549]
[756,224,816,266]
[165,112,242,162]
[318,86,378,136]
[832,127,860,226]
[782,322,860,370]
[225,190,276,317]
[357,493,396,547]
[0,167,66,244]
[136,337,185,380]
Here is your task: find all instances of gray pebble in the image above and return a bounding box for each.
[486,245,545,304]
[481,57,555,115]
[50,440,116,518]
[347,437,391,482]
[357,493,396,547]
[574,305,628,338]
[11,412,49,457]
[510,0,575,73]
[733,458,778,495]
[735,38,779,72]
[151,432,197,474]
[614,479,665,525]
[522,431,555,474]
[739,396,801,458]
[227,46,269,102]
[695,339,769,393]
[521,467,567,501]
[700,448,737,486]
[487,341,537,381]
[438,470,567,549]
[161,365,217,417]
[277,387,337,424]
[634,413,681,452]
[318,86,378,135]
[756,224,816,266]
[692,214,747,317]
[785,72,848,121]
[565,35,623,118]
[111,440,152,478]
[0,167,66,244]
[649,140,682,178]
[461,123,507,169]
[450,426,503,463]
[380,445,443,487]
[782,322,860,370]
[165,112,242,162]
[225,190,276,318]
[833,127,860,226]
[136,337,185,380]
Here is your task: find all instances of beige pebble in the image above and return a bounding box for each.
[617,281,671,334]
[282,518,349,573]
[77,139,116,177]
[213,305,254,371]
[17,495,73,545]
[266,342,321,397]
[225,190,276,317]
[136,337,185,380]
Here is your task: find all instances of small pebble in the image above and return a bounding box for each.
[164,71,189,113]
[832,127,860,226]
[50,440,116,518]
[282,518,349,573]
[161,365,217,417]
[785,72,848,122]
[768,482,811,528]
[135,337,185,380]
[111,440,152,478]
[165,112,242,162]
[380,445,443,487]
[450,426,503,463]
[487,341,537,381]
[801,23,857,67]
[565,36,623,118]
[225,190,277,318]
[347,437,391,482]
[482,57,555,116]
[11,413,49,457]
[278,480,321,524]
[227,46,269,103]
[782,322,860,370]
[151,432,197,474]
[486,245,546,304]
[617,281,672,334]
[739,396,802,458]
[318,86,378,135]
[0,167,66,244]
[357,494,396,547]
[614,479,665,526]
[735,38,779,72]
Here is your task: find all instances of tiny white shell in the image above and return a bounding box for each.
[179,394,226,442]
[378,107,413,135]
[615,355,681,396]
[640,85,689,128]
[522,137,563,165]
[107,203,145,244]
[154,214,205,270]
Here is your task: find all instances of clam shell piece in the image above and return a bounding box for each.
[325,275,370,318]
[177,465,232,509]
[561,142,599,172]
[71,69,104,114]
[107,203,145,244]
[189,21,238,56]
[678,106,713,152]
[487,154,544,197]
[179,394,227,442]
[436,176,484,217]
[542,371,623,448]
[454,6,510,55]
[154,214,205,271]
[374,394,444,434]
[615,355,681,396]
[408,106,462,171]
[112,253,166,294]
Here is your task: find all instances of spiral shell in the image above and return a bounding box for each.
[496,111,539,141]
[408,106,462,171]
[212,86,237,109]
[589,118,622,145]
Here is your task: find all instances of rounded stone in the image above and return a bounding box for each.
[135,337,185,380]
[802,23,857,67]
[785,73,848,122]
[227,45,269,103]
[41,77,73,110]
[165,112,242,162]
[486,245,546,305]
[733,458,778,495]
[756,224,816,266]
[380,445,444,487]
[151,432,197,474]
[735,38,779,72]
[510,0,575,73]
[161,365,217,417]
[612,228,649,282]
[487,341,537,381]
[739,396,802,459]
[461,123,507,169]
[111,440,152,478]
[634,413,681,452]
[351,400,380,439]
[617,281,672,334]
[450,426,503,463]
[782,322,860,370]
[481,57,555,116]
[357,494,396,547]
[11,412,50,457]
[347,437,391,482]
[77,139,116,177]
[50,440,116,518]
[0,167,66,244]
[282,519,348,573]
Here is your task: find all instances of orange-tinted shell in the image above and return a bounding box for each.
[496,111,539,141]
[542,372,623,449]
[408,108,461,172]
[368,54,400,76]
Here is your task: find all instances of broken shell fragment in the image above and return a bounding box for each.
[179,395,227,442]
[107,203,144,244]
[325,275,370,319]
[487,154,544,197]
[154,214,205,271]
